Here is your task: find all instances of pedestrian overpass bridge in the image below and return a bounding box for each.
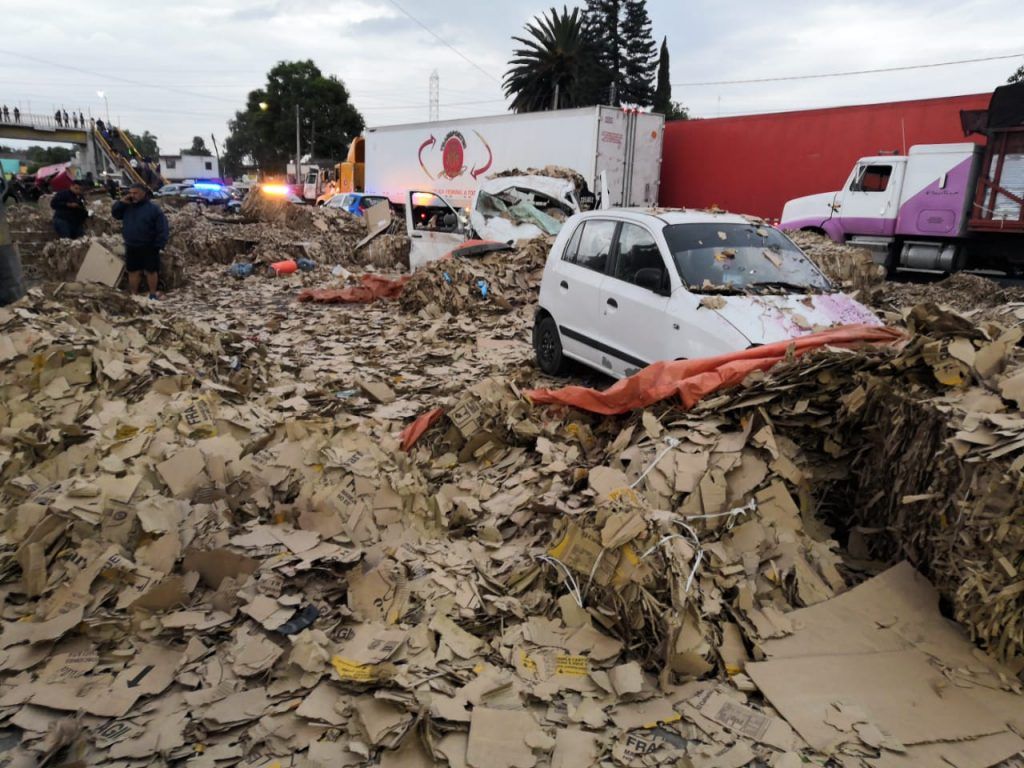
[0,112,164,188]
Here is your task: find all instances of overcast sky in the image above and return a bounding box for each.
[1,0,1021,154]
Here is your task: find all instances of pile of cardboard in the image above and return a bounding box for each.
[3,212,1024,767]
[399,237,552,316]
[787,230,887,293]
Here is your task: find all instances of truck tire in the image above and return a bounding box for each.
[884,241,901,278]
[533,315,567,375]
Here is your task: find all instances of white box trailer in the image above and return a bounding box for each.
[363,106,665,210]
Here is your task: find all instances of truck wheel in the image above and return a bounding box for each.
[534,315,567,375]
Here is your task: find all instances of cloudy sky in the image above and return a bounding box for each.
[1,0,1021,154]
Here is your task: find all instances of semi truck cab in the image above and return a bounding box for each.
[780,81,1024,275]
[781,145,980,271]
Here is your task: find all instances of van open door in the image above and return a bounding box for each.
[405,190,464,271]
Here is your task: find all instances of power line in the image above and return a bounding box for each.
[673,52,1024,87]
[383,0,500,83]
[0,48,238,104]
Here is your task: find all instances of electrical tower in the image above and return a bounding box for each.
[429,70,439,122]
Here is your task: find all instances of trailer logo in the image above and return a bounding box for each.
[417,129,493,181]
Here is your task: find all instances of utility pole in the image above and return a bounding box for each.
[553,83,560,111]
[210,132,221,175]
[295,104,301,188]
[429,70,439,122]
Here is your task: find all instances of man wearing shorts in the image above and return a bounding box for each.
[112,183,169,299]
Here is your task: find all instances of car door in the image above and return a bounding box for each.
[550,218,618,371]
[598,221,672,377]
[405,191,464,271]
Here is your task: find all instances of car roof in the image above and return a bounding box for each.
[576,208,758,227]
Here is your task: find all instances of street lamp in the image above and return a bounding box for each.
[96,91,110,124]
[257,101,301,189]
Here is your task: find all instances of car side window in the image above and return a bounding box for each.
[561,222,585,264]
[613,223,665,287]
[572,220,617,273]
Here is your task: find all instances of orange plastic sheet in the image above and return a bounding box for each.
[399,407,445,452]
[270,259,298,276]
[525,324,904,416]
[297,274,410,304]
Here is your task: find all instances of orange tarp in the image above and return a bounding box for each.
[399,407,445,452]
[525,324,903,416]
[297,274,410,304]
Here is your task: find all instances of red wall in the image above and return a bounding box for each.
[660,93,991,220]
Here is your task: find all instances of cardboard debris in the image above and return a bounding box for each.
[74,242,124,287]
[2,196,1023,768]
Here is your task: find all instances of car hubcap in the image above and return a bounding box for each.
[540,330,556,363]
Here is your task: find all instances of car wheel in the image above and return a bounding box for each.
[534,315,567,375]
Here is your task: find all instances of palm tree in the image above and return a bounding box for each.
[504,7,592,113]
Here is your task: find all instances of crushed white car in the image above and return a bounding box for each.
[533,209,880,378]
[402,175,582,271]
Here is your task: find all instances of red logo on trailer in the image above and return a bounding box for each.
[417,129,493,180]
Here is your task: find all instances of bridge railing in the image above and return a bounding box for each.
[0,111,91,131]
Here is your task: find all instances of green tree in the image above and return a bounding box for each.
[123,130,159,158]
[582,0,621,104]
[653,37,671,114]
[504,6,595,113]
[665,101,689,121]
[182,136,212,156]
[1009,65,1024,84]
[620,0,657,106]
[223,60,364,177]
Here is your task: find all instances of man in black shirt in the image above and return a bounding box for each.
[51,181,88,239]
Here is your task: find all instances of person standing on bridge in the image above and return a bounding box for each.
[53,110,61,127]
[79,110,85,126]
[1,106,8,122]
[13,107,20,124]
[51,180,88,239]
[62,109,69,126]
[113,183,169,300]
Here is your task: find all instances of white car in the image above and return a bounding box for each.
[533,209,880,378]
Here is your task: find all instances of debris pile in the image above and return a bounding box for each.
[2,207,1024,767]
[787,230,887,292]
[399,236,552,315]
[869,271,1024,325]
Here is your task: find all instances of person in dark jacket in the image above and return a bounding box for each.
[0,175,25,305]
[112,183,169,299]
[50,181,88,239]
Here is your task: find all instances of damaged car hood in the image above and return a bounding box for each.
[707,292,881,345]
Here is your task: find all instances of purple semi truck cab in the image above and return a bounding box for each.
[781,81,1024,274]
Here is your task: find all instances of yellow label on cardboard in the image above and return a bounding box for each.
[331,656,377,682]
[554,654,589,676]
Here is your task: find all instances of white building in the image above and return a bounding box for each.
[159,153,220,182]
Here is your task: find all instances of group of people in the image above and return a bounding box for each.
[49,180,169,300]
[53,109,87,129]
[0,106,90,128]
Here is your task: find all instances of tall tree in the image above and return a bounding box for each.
[223,60,364,176]
[619,0,657,106]
[582,0,622,105]
[504,7,594,113]
[1009,65,1024,84]
[123,130,159,158]
[182,136,212,156]
[652,37,671,114]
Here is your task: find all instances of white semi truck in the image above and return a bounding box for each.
[780,82,1024,273]
[353,106,664,210]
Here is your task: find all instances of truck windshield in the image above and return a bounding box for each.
[663,222,832,294]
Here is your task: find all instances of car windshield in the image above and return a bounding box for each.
[663,222,832,294]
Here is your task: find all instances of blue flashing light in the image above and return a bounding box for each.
[193,182,223,190]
